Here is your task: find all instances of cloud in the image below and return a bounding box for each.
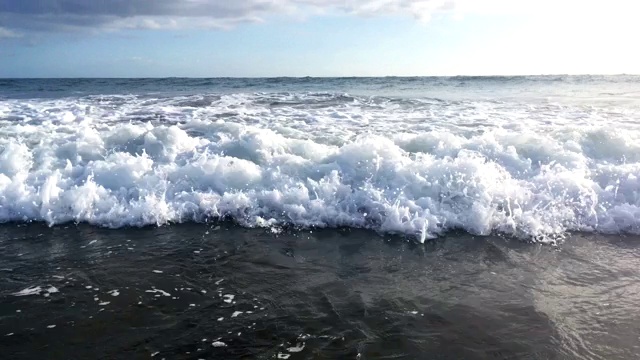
[0,0,455,33]
[0,27,22,38]
[303,0,458,23]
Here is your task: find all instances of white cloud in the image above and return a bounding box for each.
[1,0,636,35]
[0,27,21,39]
[297,0,454,21]
[0,0,455,33]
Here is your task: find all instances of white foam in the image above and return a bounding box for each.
[1,91,640,242]
[287,343,305,353]
[12,285,58,297]
[43,286,59,297]
[146,288,171,297]
[13,286,42,296]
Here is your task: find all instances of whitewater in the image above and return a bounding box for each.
[1,76,639,243]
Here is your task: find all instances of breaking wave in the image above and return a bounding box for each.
[1,87,640,243]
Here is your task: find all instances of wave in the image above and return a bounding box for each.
[1,92,640,243]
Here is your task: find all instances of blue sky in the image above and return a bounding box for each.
[1,0,638,77]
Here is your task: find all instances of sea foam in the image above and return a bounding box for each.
[0,90,639,243]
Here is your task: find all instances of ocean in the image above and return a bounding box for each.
[1,76,640,359]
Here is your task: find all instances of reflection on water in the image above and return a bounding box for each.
[0,224,639,359]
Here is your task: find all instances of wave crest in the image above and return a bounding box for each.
[1,92,640,243]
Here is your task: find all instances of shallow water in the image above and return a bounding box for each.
[1,224,639,359]
[2,76,640,358]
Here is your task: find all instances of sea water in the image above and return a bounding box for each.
[3,76,640,359]
[1,76,639,243]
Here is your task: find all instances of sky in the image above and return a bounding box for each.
[0,0,639,77]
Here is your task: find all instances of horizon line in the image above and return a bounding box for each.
[1,73,638,80]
